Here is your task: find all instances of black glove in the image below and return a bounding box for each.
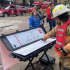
[61,48,67,56]
[56,47,67,56]
[41,38,46,41]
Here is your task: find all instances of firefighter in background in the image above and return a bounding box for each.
[46,3,56,31]
[42,4,70,70]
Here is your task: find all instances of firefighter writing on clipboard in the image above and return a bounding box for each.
[42,4,70,70]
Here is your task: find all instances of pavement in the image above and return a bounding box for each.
[0,16,60,70]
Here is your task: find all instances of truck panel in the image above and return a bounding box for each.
[28,1,51,13]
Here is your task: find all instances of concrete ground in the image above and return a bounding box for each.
[0,16,59,70]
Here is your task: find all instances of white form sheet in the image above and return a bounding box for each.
[13,38,56,56]
[6,27,45,49]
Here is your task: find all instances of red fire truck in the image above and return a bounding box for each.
[0,4,28,17]
[28,1,51,13]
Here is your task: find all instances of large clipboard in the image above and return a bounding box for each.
[0,26,47,51]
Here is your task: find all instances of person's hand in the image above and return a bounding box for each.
[60,50,64,55]
[41,36,47,42]
[44,14,46,16]
[41,38,46,42]
[40,23,42,25]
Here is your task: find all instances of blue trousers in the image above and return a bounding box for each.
[49,19,56,31]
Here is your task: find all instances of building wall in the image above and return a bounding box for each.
[16,0,23,4]
[47,0,68,3]
[5,0,13,1]
[5,0,68,5]
[0,0,14,6]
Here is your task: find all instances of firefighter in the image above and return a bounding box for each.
[42,4,70,70]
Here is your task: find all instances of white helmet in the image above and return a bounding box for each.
[52,4,70,18]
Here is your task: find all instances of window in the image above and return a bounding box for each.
[31,4,38,7]
[9,6,15,9]
[15,6,20,9]
[2,6,10,9]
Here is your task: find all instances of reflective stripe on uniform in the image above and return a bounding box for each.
[56,41,63,46]
[66,43,70,51]
[58,28,64,32]
[65,36,70,41]
[57,53,70,57]
[65,37,70,39]
[67,54,70,56]
[67,44,70,48]
[45,35,49,39]
[58,34,63,37]
[65,38,70,39]
[45,34,51,39]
